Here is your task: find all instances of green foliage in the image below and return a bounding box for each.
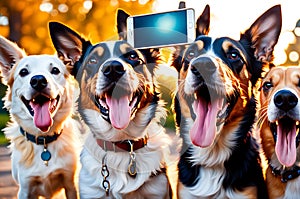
[0,113,9,145]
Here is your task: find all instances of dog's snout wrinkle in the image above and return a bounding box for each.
[274,90,298,112]
[30,75,48,91]
[102,60,125,80]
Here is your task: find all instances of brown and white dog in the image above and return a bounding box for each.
[258,66,300,198]
[176,5,282,198]
[0,36,80,198]
[49,22,181,199]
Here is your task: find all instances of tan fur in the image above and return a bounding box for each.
[258,66,300,198]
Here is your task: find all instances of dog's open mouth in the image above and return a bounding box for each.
[21,95,60,132]
[95,90,141,130]
[189,85,230,148]
[271,117,300,167]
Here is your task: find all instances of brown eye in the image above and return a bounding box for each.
[187,50,195,59]
[262,82,273,91]
[128,51,139,61]
[19,68,29,77]
[227,51,240,61]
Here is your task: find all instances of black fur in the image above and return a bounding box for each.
[223,97,268,198]
[177,5,281,198]
[178,147,200,187]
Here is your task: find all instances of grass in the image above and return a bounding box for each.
[0,113,9,145]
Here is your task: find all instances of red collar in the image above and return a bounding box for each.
[96,136,148,152]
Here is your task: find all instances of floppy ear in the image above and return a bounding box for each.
[196,4,210,37]
[0,36,26,84]
[241,4,282,62]
[117,9,130,40]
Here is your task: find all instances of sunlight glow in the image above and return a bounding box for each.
[39,2,53,13]
[83,0,93,11]
[289,51,299,62]
[0,16,9,26]
[153,0,300,65]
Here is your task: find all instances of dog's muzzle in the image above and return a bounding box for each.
[273,90,298,112]
[30,75,48,91]
[102,60,125,82]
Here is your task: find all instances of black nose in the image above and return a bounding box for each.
[102,61,125,80]
[274,90,298,111]
[190,57,216,78]
[30,75,48,91]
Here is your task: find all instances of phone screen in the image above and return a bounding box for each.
[128,9,194,48]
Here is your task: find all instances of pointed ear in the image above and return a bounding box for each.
[241,5,282,62]
[48,21,91,67]
[117,9,130,40]
[0,36,26,84]
[196,5,210,37]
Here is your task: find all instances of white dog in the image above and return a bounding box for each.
[0,36,80,199]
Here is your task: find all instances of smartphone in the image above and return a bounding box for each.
[127,8,195,49]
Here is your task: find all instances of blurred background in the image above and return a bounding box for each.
[1,0,300,144]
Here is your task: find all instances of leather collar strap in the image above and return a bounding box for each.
[270,164,300,183]
[97,137,148,152]
[20,127,62,145]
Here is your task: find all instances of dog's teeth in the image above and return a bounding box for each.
[297,121,299,126]
[129,94,133,102]
[99,99,107,109]
[194,93,197,100]
[275,121,279,126]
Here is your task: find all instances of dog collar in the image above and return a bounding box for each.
[20,127,62,166]
[20,127,62,145]
[270,163,300,183]
[96,136,148,152]
[98,136,148,178]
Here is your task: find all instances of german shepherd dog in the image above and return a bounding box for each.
[0,36,79,198]
[258,66,300,198]
[49,22,181,198]
[176,5,282,198]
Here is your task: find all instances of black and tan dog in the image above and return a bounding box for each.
[258,66,300,198]
[176,5,282,198]
[49,22,181,198]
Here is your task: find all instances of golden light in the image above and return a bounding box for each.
[83,0,93,10]
[289,51,299,62]
[138,0,149,5]
[110,0,119,7]
[0,16,8,26]
[58,4,69,13]
[294,27,300,37]
[39,2,53,13]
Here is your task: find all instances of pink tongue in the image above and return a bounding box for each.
[190,98,223,147]
[275,121,297,167]
[30,101,52,132]
[106,95,130,130]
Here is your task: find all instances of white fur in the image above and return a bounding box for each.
[79,108,181,199]
[0,49,81,198]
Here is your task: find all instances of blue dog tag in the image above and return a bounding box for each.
[41,148,51,166]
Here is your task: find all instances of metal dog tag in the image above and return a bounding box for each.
[128,158,137,176]
[41,148,51,166]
